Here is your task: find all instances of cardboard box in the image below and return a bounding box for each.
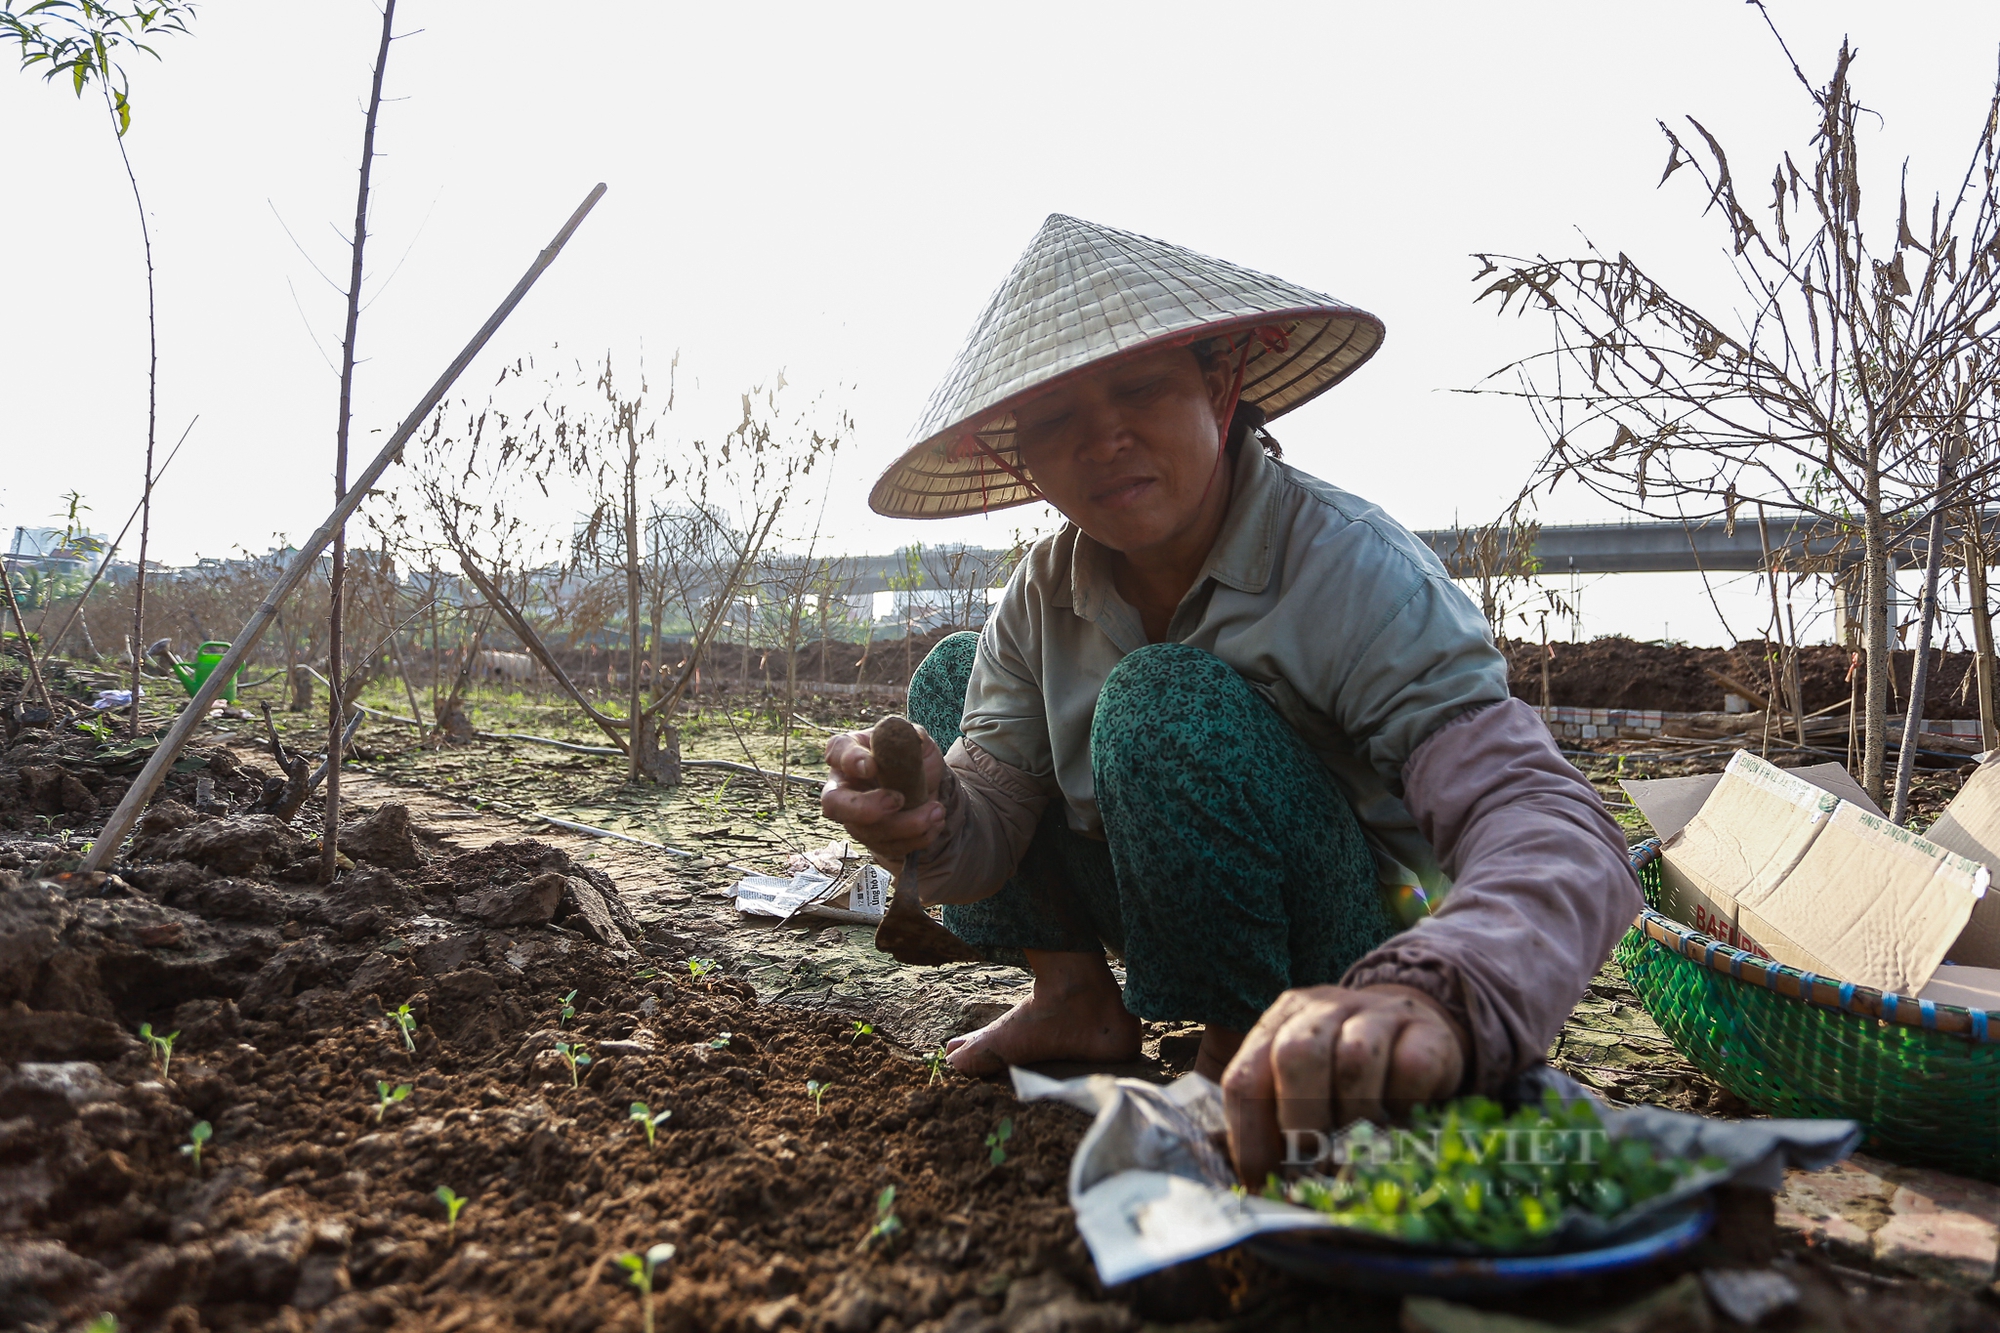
[1619,761,1883,841]
[1630,752,1989,995]
[1905,761,2000,968]
[1918,963,2000,1010]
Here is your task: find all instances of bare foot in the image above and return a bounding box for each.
[946,949,1142,1076]
[1193,1024,1244,1082]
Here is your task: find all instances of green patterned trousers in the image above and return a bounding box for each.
[907,632,1395,1032]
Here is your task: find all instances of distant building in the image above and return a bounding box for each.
[9,525,109,574]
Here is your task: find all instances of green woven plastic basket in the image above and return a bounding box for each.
[1618,838,2000,1182]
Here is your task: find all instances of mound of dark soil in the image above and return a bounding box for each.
[1504,637,1985,719]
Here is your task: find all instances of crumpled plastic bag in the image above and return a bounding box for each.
[1012,1064,1860,1286]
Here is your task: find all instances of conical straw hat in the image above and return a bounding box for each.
[870,214,1384,519]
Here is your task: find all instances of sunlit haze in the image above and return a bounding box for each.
[7,2,2000,647]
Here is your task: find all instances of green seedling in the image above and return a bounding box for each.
[181,1120,212,1173]
[1263,1091,1727,1250]
[554,1041,592,1088]
[374,1081,412,1123]
[85,1317,117,1333]
[923,1047,950,1085]
[806,1079,830,1116]
[985,1117,1014,1167]
[707,1032,733,1051]
[858,1184,903,1251]
[630,1101,671,1148]
[138,1022,179,1078]
[687,957,717,980]
[389,1004,418,1053]
[556,989,578,1027]
[849,1021,875,1042]
[434,1185,467,1245]
[617,1242,677,1333]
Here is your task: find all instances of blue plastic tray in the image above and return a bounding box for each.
[1245,1198,1714,1297]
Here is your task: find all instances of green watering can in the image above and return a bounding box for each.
[169,641,241,703]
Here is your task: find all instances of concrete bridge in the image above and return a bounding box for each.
[828,511,1989,595]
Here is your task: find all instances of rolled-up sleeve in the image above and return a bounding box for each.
[1340,697,1643,1093]
[912,738,1052,905]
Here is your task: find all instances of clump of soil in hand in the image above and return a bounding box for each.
[869,715,981,968]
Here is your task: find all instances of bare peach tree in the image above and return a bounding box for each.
[2,1,196,735]
[1472,27,2000,807]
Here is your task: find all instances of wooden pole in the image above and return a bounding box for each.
[78,182,607,874]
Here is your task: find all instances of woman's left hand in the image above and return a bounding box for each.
[1220,983,1466,1186]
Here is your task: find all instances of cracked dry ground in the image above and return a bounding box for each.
[5,675,2000,1332]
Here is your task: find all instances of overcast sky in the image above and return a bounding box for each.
[7,2,2000,648]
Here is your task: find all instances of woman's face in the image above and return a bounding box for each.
[1011,345,1236,555]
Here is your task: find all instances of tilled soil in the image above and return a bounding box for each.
[2,927,1159,1333]
[9,652,2000,1333]
[0,660,1262,1333]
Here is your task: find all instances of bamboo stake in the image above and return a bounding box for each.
[78,182,608,874]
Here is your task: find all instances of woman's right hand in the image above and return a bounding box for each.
[821,723,946,859]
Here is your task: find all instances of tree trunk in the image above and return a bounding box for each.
[105,80,159,742]
[430,609,490,745]
[624,430,643,784]
[324,0,396,882]
[1891,505,1948,824]
[280,614,299,711]
[781,598,804,811]
[1539,617,1551,710]
[1862,471,1890,805]
[1967,508,1999,752]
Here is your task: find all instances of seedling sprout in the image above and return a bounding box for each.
[138,1023,178,1078]
[707,1032,732,1051]
[616,1242,676,1333]
[687,957,717,980]
[985,1117,1014,1166]
[849,1021,875,1042]
[557,989,578,1027]
[630,1101,671,1148]
[181,1120,212,1173]
[554,1041,592,1088]
[85,1317,117,1333]
[434,1185,467,1245]
[922,1048,949,1085]
[858,1185,903,1251]
[389,1003,418,1052]
[806,1079,829,1115]
[374,1081,412,1122]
